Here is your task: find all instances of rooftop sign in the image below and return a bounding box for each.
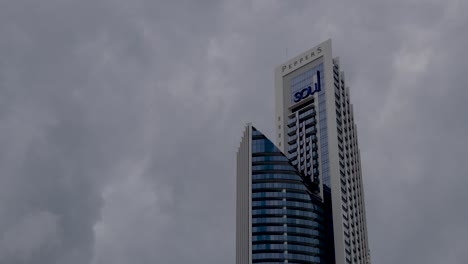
[281,46,322,74]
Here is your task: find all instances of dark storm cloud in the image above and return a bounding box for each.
[0,0,162,263]
[0,0,467,264]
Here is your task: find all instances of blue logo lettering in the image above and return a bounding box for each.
[293,71,321,103]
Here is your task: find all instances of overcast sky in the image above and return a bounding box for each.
[0,0,467,263]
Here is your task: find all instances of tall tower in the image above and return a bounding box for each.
[236,39,371,264]
[237,125,334,264]
[275,39,370,264]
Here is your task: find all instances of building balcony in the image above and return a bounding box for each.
[287,126,297,136]
[288,135,297,144]
[287,117,297,127]
[305,127,317,136]
[299,109,316,121]
[304,117,316,127]
[287,143,298,154]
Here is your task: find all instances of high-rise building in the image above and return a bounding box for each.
[236,39,371,264]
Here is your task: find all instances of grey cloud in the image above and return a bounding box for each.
[1,0,467,264]
[0,1,159,263]
[0,211,60,262]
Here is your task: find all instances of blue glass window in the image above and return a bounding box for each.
[249,127,327,263]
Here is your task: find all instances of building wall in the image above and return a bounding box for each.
[332,60,370,263]
[237,124,252,264]
[274,39,371,264]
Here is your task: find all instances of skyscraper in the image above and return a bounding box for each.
[236,39,371,264]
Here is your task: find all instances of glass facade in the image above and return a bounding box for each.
[251,127,332,264]
[290,64,323,96]
[286,63,325,193]
[289,63,330,187]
